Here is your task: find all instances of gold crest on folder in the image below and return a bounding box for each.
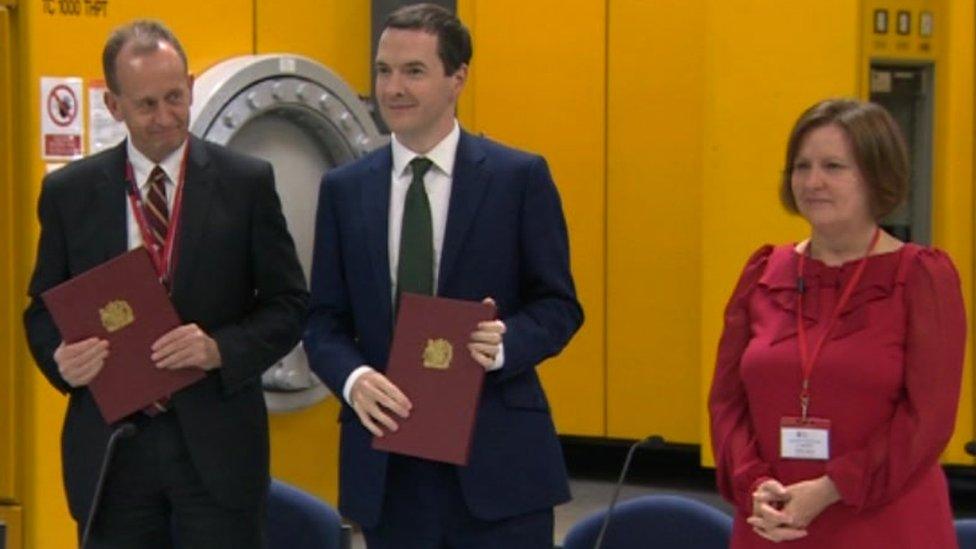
[99,300,134,333]
[423,338,453,370]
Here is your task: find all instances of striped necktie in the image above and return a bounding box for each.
[143,165,172,416]
[145,165,170,252]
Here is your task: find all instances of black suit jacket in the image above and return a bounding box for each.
[23,136,308,520]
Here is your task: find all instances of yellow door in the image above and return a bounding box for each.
[0,0,18,503]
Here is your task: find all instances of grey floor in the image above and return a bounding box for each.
[348,478,734,548]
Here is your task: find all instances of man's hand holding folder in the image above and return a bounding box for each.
[370,293,497,466]
[41,247,205,423]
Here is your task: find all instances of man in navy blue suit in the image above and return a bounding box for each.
[304,4,583,547]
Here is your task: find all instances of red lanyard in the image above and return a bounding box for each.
[124,145,189,288]
[795,227,880,420]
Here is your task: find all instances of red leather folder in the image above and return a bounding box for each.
[41,247,204,424]
[372,293,496,465]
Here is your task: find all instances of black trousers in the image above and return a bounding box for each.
[364,455,554,549]
[80,412,264,549]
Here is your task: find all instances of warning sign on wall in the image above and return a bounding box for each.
[41,77,84,160]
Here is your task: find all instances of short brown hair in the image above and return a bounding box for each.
[102,20,188,93]
[780,99,909,220]
[384,3,472,75]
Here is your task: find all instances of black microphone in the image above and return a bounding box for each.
[593,435,665,549]
[80,422,138,549]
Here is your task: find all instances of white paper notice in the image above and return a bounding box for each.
[41,77,84,160]
[88,80,127,154]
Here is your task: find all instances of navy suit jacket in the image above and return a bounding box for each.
[304,130,583,527]
[23,137,309,520]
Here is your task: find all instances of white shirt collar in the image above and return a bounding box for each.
[126,138,188,189]
[391,120,460,179]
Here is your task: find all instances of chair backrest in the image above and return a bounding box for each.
[266,479,344,549]
[173,479,344,549]
[562,494,732,549]
[956,519,976,549]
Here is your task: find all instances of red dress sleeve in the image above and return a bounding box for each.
[825,248,966,511]
[709,245,775,515]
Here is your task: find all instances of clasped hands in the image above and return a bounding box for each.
[55,323,222,387]
[350,297,505,437]
[748,476,841,543]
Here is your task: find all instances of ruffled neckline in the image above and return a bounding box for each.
[760,244,910,291]
[790,244,906,271]
[756,243,918,344]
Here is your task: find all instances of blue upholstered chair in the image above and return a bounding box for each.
[562,494,732,549]
[265,479,345,549]
[173,478,346,549]
[956,519,976,549]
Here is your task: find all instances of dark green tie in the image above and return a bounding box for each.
[397,157,435,298]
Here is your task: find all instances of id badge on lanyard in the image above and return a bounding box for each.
[780,417,831,460]
[779,228,880,461]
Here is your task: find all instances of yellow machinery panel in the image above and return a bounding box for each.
[458,0,607,437]
[862,0,943,61]
[934,0,976,466]
[858,0,974,464]
[255,0,371,95]
[606,0,706,444]
[0,0,17,505]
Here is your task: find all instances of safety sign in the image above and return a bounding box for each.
[41,76,84,159]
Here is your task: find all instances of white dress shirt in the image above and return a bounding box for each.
[125,139,187,251]
[342,121,503,403]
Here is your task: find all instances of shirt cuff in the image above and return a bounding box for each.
[342,365,374,404]
[487,343,504,371]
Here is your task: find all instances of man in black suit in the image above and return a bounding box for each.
[23,20,307,548]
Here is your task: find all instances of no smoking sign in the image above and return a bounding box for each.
[41,77,84,159]
[47,84,79,127]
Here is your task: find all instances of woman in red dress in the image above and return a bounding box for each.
[709,99,966,548]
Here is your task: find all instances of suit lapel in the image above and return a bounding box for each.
[438,131,490,293]
[361,147,394,325]
[171,137,216,300]
[94,142,129,263]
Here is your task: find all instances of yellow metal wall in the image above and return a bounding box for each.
[1,1,17,505]
[255,0,371,94]
[458,0,607,436]
[605,0,706,443]
[939,0,976,465]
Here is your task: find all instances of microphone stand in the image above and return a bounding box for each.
[593,435,664,549]
[80,422,138,549]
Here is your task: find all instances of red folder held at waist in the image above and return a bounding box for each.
[41,247,204,424]
[372,293,496,466]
